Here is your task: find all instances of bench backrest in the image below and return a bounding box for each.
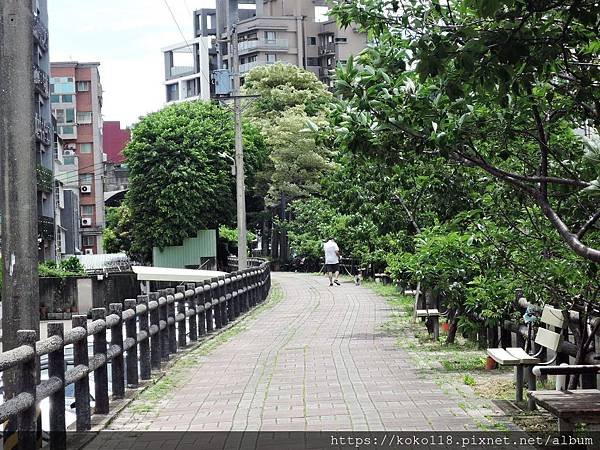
[540,305,566,329]
[535,327,562,351]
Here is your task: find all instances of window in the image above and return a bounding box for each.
[76,81,90,92]
[82,236,95,247]
[77,111,92,124]
[61,94,73,103]
[51,94,61,103]
[266,53,277,63]
[54,109,65,124]
[166,83,179,102]
[335,37,348,43]
[265,31,276,43]
[81,205,94,216]
[65,108,75,124]
[307,37,317,45]
[51,77,75,94]
[59,126,74,135]
[80,173,93,184]
[80,143,92,154]
[306,57,320,66]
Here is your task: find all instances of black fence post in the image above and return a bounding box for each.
[124,299,139,388]
[109,303,125,399]
[166,288,178,354]
[91,308,109,414]
[204,282,214,333]
[158,290,170,361]
[137,295,151,381]
[48,323,66,450]
[72,315,91,431]
[243,271,250,311]
[149,292,162,370]
[176,286,187,348]
[186,283,198,342]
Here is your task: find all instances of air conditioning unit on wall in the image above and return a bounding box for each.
[81,218,92,227]
[80,185,92,194]
[84,249,94,255]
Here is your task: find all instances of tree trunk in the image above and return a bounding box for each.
[446,309,460,344]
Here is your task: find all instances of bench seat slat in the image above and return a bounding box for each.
[487,348,520,365]
[505,347,540,364]
[415,309,439,317]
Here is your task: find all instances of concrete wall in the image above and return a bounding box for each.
[39,277,79,314]
[91,272,140,310]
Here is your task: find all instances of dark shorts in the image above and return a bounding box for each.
[326,263,340,273]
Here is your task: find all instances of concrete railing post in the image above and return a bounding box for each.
[186,283,198,342]
[205,282,214,333]
[149,292,162,371]
[91,308,109,414]
[48,323,66,450]
[158,290,170,361]
[17,330,37,449]
[124,299,139,388]
[166,288,178,354]
[108,303,125,399]
[176,286,187,348]
[72,315,91,430]
[137,295,151,380]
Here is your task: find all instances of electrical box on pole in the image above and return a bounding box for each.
[213,69,233,96]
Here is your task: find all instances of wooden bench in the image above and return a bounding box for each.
[410,282,441,339]
[530,365,600,431]
[374,273,392,284]
[487,304,565,408]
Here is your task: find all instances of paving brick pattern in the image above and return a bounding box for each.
[109,273,481,432]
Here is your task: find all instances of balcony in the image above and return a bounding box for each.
[169,66,195,78]
[36,165,53,193]
[38,215,55,242]
[32,15,49,52]
[238,39,289,54]
[35,115,51,146]
[240,61,261,74]
[319,43,336,55]
[33,64,49,99]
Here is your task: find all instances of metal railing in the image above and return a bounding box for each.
[238,38,289,53]
[35,115,52,147]
[240,61,261,74]
[33,15,49,52]
[33,64,50,99]
[0,261,271,449]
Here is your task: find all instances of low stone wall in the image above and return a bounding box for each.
[39,272,140,319]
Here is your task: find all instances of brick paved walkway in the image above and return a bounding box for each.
[108,273,481,432]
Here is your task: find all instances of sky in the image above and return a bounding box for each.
[49,0,216,127]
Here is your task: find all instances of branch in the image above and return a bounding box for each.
[577,210,600,240]
[536,195,600,263]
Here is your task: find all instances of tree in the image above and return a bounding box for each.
[242,63,334,260]
[330,0,600,262]
[124,101,267,262]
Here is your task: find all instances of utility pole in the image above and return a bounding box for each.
[230,25,248,270]
[0,0,41,445]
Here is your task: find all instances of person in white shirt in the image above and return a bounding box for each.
[323,238,341,286]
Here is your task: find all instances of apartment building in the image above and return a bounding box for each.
[51,62,105,255]
[162,1,367,102]
[162,37,212,103]
[33,0,57,261]
[215,0,367,86]
[103,121,131,193]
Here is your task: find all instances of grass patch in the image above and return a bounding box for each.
[441,355,487,372]
[463,374,476,386]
